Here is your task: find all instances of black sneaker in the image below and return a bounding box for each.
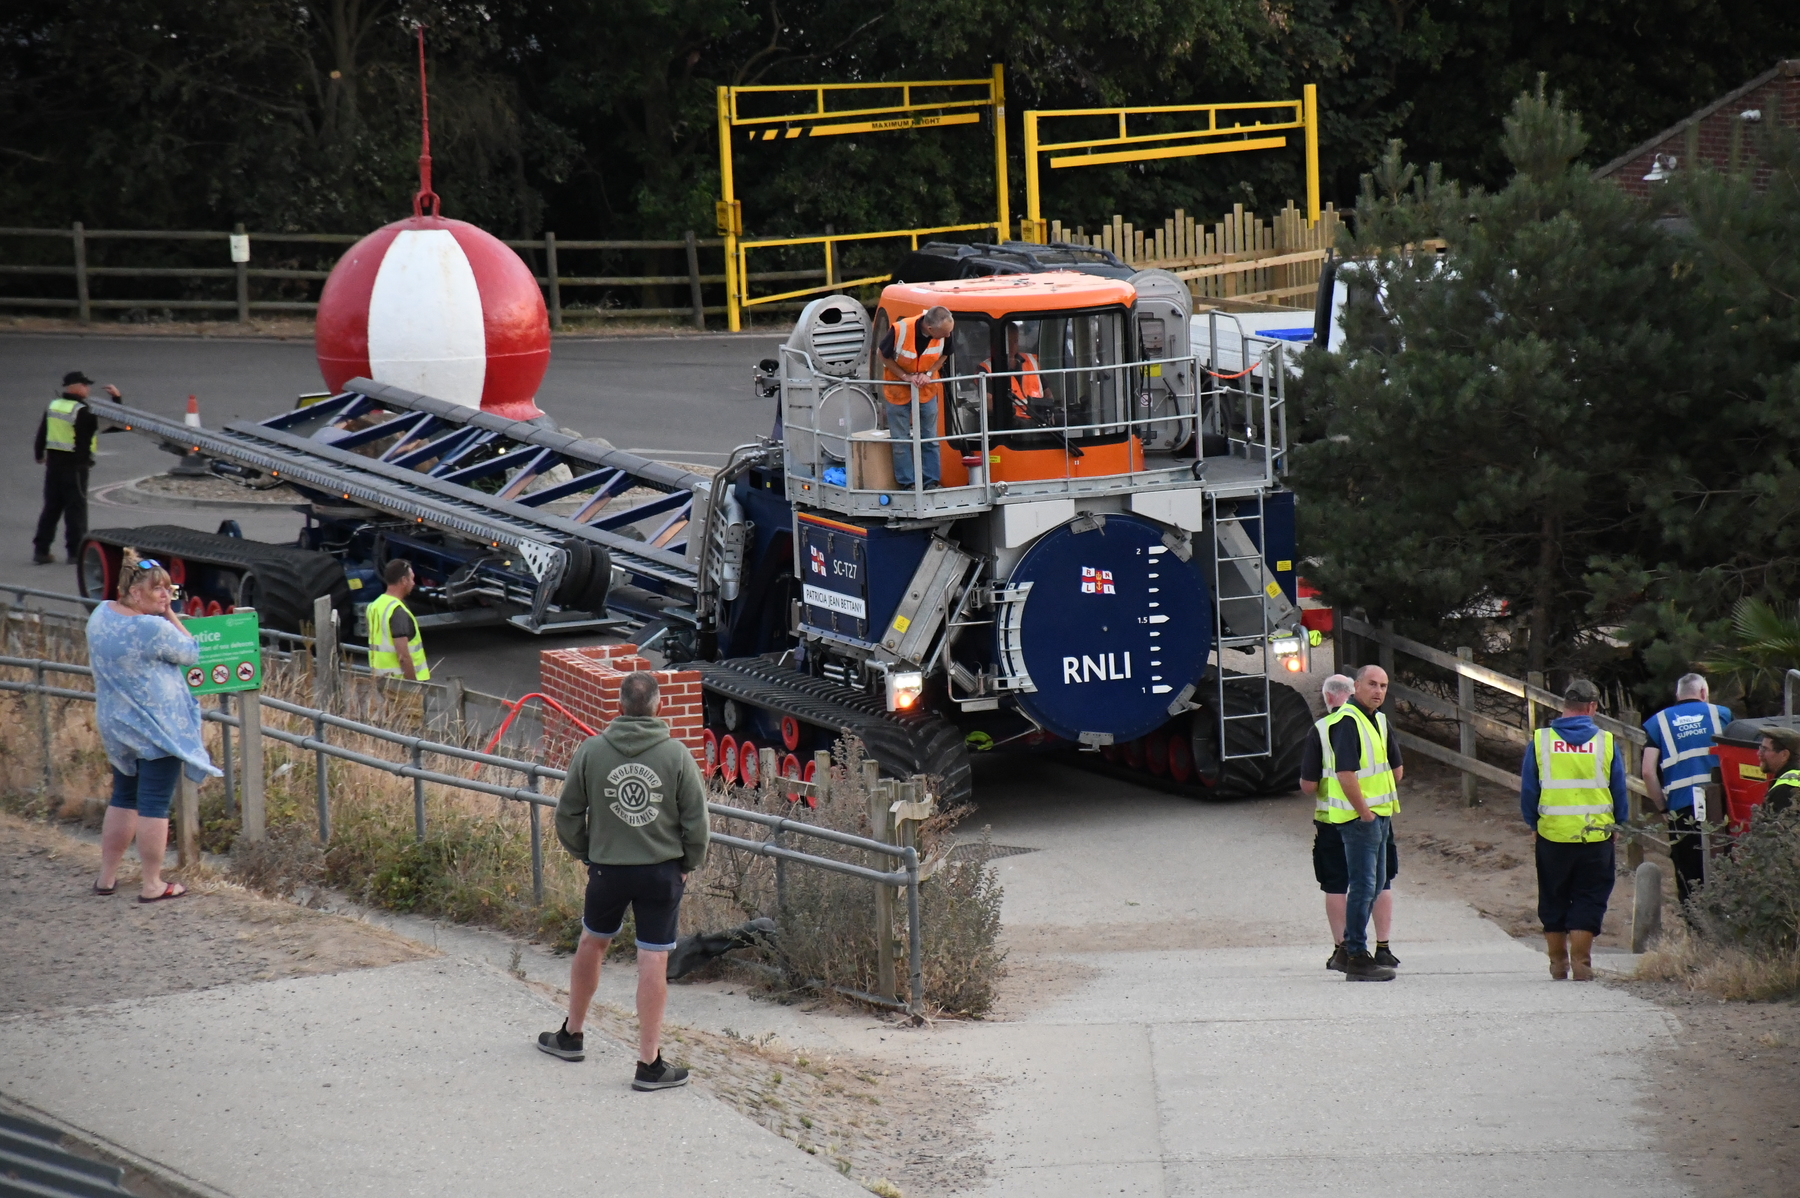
[1343,951,1396,981]
[1326,944,1348,972]
[536,1021,584,1061]
[1373,945,1401,969]
[632,1054,689,1091]
[32,553,53,565]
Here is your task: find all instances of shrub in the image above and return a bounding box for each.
[1690,807,1800,957]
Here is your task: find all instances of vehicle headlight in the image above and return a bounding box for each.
[885,670,924,712]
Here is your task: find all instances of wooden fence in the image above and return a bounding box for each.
[0,225,827,330]
[1336,615,1667,868]
[1047,201,1342,308]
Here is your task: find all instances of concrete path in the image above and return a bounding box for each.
[0,955,866,1198]
[887,758,1688,1197]
[508,756,1682,1198]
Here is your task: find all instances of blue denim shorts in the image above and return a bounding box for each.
[109,757,183,820]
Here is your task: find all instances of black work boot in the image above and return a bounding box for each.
[536,1020,585,1061]
[1343,951,1397,981]
[1326,943,1348,972]
[632,1054,690,1091]
[1373,943,1401,968]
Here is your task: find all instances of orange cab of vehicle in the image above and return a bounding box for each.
[875,272,1145,487]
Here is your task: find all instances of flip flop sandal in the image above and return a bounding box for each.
[137,883,188,904]
[93,882,117,896]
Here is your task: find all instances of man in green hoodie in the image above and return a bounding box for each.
[538,671,710,1090]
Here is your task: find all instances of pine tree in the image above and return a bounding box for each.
[1289,81,1689,678]
[1588,120,1800,704]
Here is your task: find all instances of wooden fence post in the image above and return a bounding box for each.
[176,773,200,869]
[72,221,89,325]
[1527,671,1545,732]
[233,222,250,323]
[1457,646,1477,807]
[684,230,705,332]
[544,231,562,331]
[871,777,899,1002]
[239,689,265,843]
[1378,620,1395,678]
[1622,705,1644,869]
[312,595,338,709]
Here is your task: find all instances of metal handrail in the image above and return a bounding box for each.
[1,583,332,651]
[0,653,929,1013]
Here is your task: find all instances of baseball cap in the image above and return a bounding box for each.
[62,370,94,386]
[1563,678,1601,705]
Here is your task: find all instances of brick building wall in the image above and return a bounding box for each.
[1595,60,1800,199]
[538,643,705,769]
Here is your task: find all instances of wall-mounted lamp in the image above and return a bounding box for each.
[1643,153,1678,183]
[1740,109,1763,123]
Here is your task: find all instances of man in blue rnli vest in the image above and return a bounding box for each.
[33,370,118,565]
[1522,679,1629,981]
[1640,672,1730,907]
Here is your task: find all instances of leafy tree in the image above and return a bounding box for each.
[1289,82,1688,678]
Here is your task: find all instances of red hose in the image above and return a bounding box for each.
[483,691,597,755]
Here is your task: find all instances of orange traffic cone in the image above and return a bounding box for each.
[185,394,201,428]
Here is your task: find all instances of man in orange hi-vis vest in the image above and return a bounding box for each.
[978,322,1045,425]
[879,305,954,489]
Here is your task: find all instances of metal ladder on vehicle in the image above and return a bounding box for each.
[1208,491,1273,759]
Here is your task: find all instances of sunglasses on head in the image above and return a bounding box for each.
[133,559,162,571]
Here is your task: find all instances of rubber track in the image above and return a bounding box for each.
[695,655,972,807]
[83,525,347,632]
[1066,677,1315,801]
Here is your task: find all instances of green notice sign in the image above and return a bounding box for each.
[182,611,262,695]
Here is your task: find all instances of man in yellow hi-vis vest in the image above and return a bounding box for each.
[33,370,117,565]
[1521,679,1628,981]
[1329,664,1405,981]
[1301,673,1400,972]
[365,559,430,681]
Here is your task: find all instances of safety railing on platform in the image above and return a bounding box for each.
[782,338,1287,518]
[0,652,929,1014]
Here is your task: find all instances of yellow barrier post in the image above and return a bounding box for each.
[992,64,1010,242]
[1023,111,1042,243]
[1303,84,1321,226]
[717,86,741,331]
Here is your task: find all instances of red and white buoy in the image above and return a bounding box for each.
[313,28,549,422]
[184,394,201,427]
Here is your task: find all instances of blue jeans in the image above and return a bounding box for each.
[887,397,939,488]
[109,757,184,821]
[1341,814,1391,955]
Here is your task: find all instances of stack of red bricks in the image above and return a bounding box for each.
[538,644,705,769]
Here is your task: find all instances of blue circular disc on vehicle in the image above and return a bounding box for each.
[999,513,1213,744]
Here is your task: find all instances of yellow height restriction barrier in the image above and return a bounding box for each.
[1021,85,1321,243]
[716,68,1009,331]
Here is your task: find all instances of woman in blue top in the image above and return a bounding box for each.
[88,551,220,901]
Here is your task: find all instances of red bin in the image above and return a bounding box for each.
[1713,716,1800,834]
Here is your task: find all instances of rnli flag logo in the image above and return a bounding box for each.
[1080,566,1115,595]
[809,546,828,576]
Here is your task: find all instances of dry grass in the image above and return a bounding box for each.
[1,618,1006,1016]
[689,738,1006,1016]
[1635,922,1800,1002]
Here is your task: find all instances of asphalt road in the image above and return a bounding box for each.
[0,331,784,695]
